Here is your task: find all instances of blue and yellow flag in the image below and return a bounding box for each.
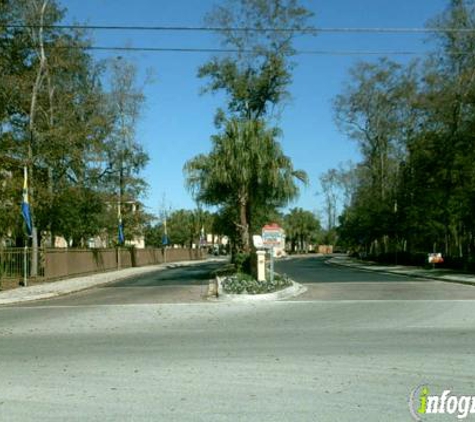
[118,205,125,245]
[162,213,169,246]
[21,166,33,236]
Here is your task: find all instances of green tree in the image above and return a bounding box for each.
[199,0,313,122]
[283,207,320,253]
[189,0,312,260]
[184,118,307,252]
[0,2,150,248]
[97,57,150,244]
[144,209,218,249]
[334,59,418,255]
[166,210,194,247]
[413,0,475,258]
[336,0,475,267]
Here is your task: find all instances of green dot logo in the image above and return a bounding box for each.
[409,384,429,421]
[418,386,429,414]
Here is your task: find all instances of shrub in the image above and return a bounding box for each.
[221,272,292,295]
[233,253,251,274]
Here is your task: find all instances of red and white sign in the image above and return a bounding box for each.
[262,224,284,247]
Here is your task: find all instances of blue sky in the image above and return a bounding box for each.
[62,0,449,219]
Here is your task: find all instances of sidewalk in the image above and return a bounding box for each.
[0,258,222,306]
[328,255,475,286]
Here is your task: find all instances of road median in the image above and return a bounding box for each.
[208,275,307,302]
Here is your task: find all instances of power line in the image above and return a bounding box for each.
[45,44,475,56]
[4,23,475,34]
[55,45,426,56]
[88,46,424,56]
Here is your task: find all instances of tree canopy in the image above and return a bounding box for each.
[184,118,307,251]
[0,0,149,247]
[188,0,313,255]
[334,0,475,269]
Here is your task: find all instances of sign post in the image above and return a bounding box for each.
[255,238,274,284]
[253,235,267,282]
[256,250,266,282]
[269,246,274,285]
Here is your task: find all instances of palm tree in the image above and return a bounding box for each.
[284,208,321,253]
[184,118,308,252]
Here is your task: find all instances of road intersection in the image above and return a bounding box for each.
[1,256,475,421]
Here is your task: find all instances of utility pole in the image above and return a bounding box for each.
[163,211,168,263]
[116,55,127,267]
[117,184,122,269]
[27,0,49,279]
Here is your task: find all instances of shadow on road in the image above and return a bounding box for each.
[103,262,223,288]
[275,256,412,284]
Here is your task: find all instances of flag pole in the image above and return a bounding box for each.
[21,166,32,286]
[117,199,122,269]
[23,244,28,287]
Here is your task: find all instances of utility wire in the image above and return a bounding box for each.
[45,44,475,56]
[50,45,427,56]
[9,22,473,56]
[4,23,475,34]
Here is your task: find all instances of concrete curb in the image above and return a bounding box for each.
[208,276,307,302]
[0,258,220,306]
[327,257,475,287]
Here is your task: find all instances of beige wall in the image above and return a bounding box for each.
[318,245,334,254]
[44,248,206,281]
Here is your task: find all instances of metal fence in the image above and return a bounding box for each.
[0,247,206,291]
[0,247,45,289]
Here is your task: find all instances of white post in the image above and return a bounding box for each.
[270,246,274,284]
[31,226,38,277]
[23,245,28,287]
[256,250,266,282]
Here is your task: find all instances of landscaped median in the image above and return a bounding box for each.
[208,268,307,302]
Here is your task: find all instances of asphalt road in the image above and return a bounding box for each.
[1,257,475,421]
[276,255,475,300]
[15,261,223,307]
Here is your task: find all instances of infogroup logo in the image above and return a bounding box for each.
[409,385,475,420]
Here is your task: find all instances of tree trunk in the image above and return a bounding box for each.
[239,197,249,253]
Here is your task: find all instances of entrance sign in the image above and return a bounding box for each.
[262,223,286,258]
[262,224,283,247]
